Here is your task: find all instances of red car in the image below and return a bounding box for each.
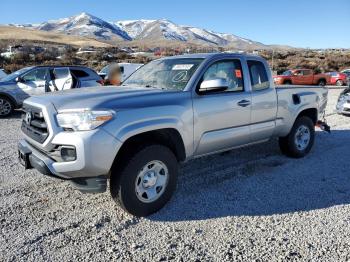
[273,69,329,86]
[326,72,348,86]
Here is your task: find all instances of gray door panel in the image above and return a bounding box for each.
[250,88,277,141]
[247,60,278,142]
[193,93,251,156]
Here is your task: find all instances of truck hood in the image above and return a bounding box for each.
[26,86,178,111]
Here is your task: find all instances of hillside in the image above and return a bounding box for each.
[0,26,111,47]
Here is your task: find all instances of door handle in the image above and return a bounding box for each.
[237,100,251,107]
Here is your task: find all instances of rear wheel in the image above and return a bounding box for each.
[279,116,315,158]
[284,80,292,85]
[0,96,14,117]
[318,79,326,86]
[336,80,344,86]
[110,144,178,217]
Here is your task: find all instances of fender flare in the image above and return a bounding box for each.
[116,117,185,143]
[0,92,19,108]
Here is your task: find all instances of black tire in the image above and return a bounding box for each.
[284,80,292,85]
[110,144,178,217]
[279,116,315,158]
[0,96,14,118]
[318,79,326,87]
[336,80,343,86]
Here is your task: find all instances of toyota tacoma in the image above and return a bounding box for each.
[18,53,328,216]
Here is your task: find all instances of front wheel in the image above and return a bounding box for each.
[279,116,315,158]
[336,80,344,86]
[318,79,326,87]
[0,96,14,117]
[110,144,178,217]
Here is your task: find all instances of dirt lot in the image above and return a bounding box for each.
[1,88,349,261]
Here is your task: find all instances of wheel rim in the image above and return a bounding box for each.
[319,81,325,86]
[294,125,311,151]
[336,80,343,86]
[0,98,12,116]
[135,160,169,203]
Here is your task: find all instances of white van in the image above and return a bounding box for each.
[99,63,143,82]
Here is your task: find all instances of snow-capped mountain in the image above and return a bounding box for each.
[115,20,156,39]
[29,12,131,41]
[115,19,266,48]
[14,13,268,49]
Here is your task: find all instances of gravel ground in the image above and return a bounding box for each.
[1,88,350,261]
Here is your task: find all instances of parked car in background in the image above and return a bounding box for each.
[326,72,348,86]
[0,69,7,80]
[99,63,143,82]
[0,66,102,117]
[18,53,328,216]
[341,69,350,85]
[341,69,350,75]
[273,69,329,86]
[336,87,350,115]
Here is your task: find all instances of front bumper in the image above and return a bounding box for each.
[18,128,122,193]
[337,102,350,114]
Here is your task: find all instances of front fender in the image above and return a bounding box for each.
[102,104,195,158]
[115,117,184,142]
[0,91,20,108]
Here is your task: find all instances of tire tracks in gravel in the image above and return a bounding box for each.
[178,149,287,194]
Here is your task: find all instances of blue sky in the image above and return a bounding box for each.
[0,0,349,48]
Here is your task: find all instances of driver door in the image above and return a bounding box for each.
[17,68,48,100]
[193,59,252,156]
[48,68,73,91]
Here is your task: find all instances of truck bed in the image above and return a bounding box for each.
[274,85,328,136]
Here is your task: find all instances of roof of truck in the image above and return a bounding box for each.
[160,52,263,60]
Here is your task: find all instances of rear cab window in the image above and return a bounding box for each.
[70,69,89,78]
[302,70,312,76]
[247,60,270,91]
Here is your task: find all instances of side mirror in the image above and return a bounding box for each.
[199,79,228,93]
[15,76,24,83]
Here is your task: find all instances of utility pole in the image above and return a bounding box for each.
[271,49,275,73]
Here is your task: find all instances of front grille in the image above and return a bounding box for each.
[21,106,49,143]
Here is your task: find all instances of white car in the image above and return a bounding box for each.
[99,63,143,82]
[341,69,350,85]
[336,87,350,115]
[0,69,7,80]
[0,66,103,117]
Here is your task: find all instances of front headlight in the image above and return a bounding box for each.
[56,110,113,131]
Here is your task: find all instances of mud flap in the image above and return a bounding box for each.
[316,120,331,133]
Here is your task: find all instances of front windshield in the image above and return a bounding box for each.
[123,58,204,90]
[282,70,292,76]
[0,67,32,82]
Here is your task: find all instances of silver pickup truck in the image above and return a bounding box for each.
[18,53,328,216]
